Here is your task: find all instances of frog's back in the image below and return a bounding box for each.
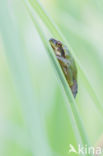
[63,45,77,78]
[63,45,78,97]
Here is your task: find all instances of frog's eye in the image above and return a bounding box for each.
[56,41,62,47]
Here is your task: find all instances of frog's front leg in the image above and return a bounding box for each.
[56,55,71,66]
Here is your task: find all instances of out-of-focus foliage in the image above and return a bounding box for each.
[0,0,103,156]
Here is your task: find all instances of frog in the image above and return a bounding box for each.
[49,38,78,98]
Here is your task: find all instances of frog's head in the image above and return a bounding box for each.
[49,38,65,57]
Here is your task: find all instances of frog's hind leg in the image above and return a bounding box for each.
[71,80,78,98]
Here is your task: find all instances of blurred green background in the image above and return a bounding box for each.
[0,0,103,156]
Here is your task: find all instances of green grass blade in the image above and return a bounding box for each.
[28,0,103,115]
[0,1,53,155]
[24,2,93,155]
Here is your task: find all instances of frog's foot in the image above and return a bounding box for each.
[71,80,78,98]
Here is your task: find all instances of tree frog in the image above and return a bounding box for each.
[49,38,78,98]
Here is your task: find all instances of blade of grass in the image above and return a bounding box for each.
[28,0,103,115]
[24,2,93,155]
[0,1,53,155]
